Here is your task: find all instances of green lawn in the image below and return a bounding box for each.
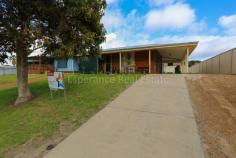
[0,74,17,84]
[0,74,46,85]
[0,74,142,155]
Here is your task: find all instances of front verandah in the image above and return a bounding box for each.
[99,48,190,74]
[99,51,148,74]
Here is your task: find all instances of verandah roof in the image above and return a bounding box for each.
[102,41,198,61]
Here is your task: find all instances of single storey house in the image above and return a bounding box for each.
[28,55,54,74]
[53,41,198,74]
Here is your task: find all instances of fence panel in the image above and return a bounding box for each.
[219,50,232,74]
[189,66,193,73]
[189,48,236,75]
[194,65,199,73]
[212,56,220,73]
[0,67,16,76]
[197,64,201,73]
[199,63,203,73]
[232,49,236,74]
[191,65,197,73]
[202,62,207,73]
[206,59,212,73]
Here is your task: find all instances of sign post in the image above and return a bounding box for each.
[47,71,67,102]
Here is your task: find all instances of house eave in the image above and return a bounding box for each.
[102,41,199,56]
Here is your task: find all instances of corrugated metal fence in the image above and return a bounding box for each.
[0,67,16,76]
[189,48,236,75]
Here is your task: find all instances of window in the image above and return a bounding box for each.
[57,59,67,68]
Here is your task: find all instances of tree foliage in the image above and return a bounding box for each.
[0,0,107,58]
[0,53,7,63]
[189,60,201,67]
[0,0,106,104]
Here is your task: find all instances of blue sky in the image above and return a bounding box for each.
[101,0,236,60]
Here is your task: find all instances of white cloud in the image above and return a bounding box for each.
[106,0,118,4]
[102,9,147,48]
[102,9,124,31]
[148,0,181,6]
[219,14,236,35]
[155,35,236,60]
[145,3,195,31]
[101,33,124,49]
[188,20,207,34]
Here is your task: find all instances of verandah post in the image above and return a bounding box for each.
[149,50,151,74]
[119,52,122,73]
[186,48,189,73]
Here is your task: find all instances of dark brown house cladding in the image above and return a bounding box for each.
[28,56,54,74]
[99,42,198,74]
[135,51,149,73]
[111,53,119,73]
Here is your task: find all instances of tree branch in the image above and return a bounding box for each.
[29,45,44,53]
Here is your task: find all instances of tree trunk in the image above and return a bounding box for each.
[15,50,33,105]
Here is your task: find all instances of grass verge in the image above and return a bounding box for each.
[0,74,142,156]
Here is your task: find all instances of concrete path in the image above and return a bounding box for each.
[44,75,205,158]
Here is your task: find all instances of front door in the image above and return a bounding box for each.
[105,55,111,73]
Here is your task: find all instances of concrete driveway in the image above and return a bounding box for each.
[44,75,205,158]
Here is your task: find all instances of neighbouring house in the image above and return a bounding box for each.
[28,56,54,74]
[54,58,78,73]
[54,56,98,73]
[54,41,198,74]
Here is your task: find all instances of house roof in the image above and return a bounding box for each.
[102,41,198,56]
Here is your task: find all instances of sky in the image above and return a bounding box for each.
[101,0,236,60]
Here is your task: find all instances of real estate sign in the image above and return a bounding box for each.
[47,71,65,90]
